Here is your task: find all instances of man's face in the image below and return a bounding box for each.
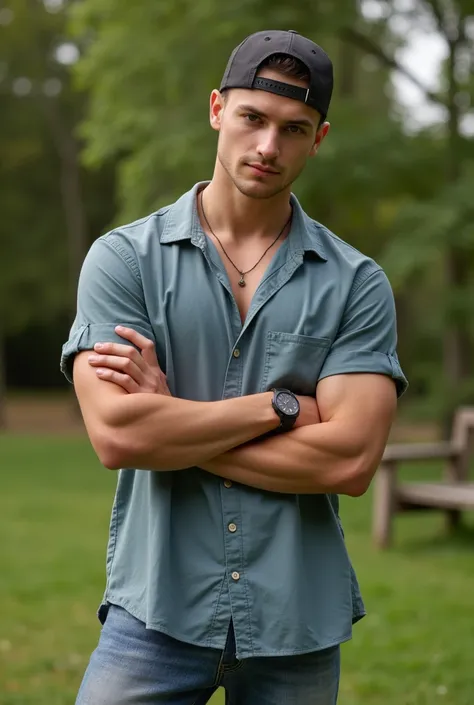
[210,68,330,200]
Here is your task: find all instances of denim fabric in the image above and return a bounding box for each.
[76,605,340,705]
[61,182,407,657]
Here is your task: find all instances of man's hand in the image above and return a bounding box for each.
[87,326,171,395]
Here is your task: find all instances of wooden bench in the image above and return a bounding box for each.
[373,407,474,548]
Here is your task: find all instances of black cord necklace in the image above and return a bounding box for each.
[200,190,292,288]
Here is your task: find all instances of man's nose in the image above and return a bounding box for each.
[256,128,280,162]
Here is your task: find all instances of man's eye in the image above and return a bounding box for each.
[244,114,261,123]
[287,125,303,134]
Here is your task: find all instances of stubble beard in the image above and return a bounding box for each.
[217,149,297,201]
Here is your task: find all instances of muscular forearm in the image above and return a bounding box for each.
[201,420,378,496]
[99,391,280,471]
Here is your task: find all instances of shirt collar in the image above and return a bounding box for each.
[160,181,327,262]
[160,182,206,245]
[287,193,327,261]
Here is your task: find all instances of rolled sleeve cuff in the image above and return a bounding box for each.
[318,349,408,398]
[60,323,153,384]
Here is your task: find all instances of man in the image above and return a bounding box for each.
[61,29,407,705]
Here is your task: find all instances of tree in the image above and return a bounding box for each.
[0,0,115,423]
[0,77,70,424]
[347,0,474,423]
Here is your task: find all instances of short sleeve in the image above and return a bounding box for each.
[60,234,155,383]
[318,268,408,397]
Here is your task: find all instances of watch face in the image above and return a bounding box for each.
[276,392,299,416]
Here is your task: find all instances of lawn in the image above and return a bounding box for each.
[1,434,474,704]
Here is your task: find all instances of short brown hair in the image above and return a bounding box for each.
[259,53,310,83]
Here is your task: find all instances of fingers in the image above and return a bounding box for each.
[94,368,140,393]
[115,326,159,367]
[88,353,144,383]
[93,341,146,371]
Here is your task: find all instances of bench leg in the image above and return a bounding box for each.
[445,509,462,533]
[443,458,464,533]
[373,463,396,549]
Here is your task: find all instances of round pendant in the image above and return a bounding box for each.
[238,277,246,287]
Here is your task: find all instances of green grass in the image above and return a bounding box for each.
[1,436,474,704]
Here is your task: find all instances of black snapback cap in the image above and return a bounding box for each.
[220,30,334,120]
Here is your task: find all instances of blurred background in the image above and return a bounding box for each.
[1,0,474,430]
[1,1,474,704]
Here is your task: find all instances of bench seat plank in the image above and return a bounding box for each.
[397,482,474,510]
[382,442,458,462]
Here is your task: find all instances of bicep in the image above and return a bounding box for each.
[316,373,397,458]
[73,351,127,459]
[61,235,157,466]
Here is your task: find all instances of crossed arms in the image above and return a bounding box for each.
[72,332,397,496]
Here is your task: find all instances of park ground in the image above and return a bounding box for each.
[1,396,474,704]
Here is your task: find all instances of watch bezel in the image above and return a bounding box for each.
[274,389,300,417]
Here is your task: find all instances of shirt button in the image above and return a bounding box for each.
[228,523,237,533]
[231,571,240,581]
[224,480,232,488]
[233,349,241,358]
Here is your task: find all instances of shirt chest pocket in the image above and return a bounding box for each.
[260,331,331,397]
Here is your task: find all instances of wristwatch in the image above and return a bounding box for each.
[271,388,300,432]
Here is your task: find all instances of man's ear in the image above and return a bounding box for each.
[309,121,330,157]
[210,90,226,132]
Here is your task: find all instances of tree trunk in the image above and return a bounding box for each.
[40,100,89,310]
[442,31,471,434]
[0,327,6,429]
[40,99,88,417]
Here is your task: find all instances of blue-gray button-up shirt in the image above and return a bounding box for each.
[61,182,407,659]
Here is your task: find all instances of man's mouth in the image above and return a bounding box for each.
[246,163,280,175]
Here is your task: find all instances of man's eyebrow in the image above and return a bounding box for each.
[236,104,314,128]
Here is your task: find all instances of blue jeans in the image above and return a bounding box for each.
[76,605,340,705]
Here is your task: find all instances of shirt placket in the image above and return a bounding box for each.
[189,230,249,647]
[194,230,306,656]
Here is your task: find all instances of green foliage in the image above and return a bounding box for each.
[0,0,115,335]
[70,0,365,222]
[2,0,474,416]
[383,161,474,290]
[0,1,72,332]
[69,0,473,415]
[0,93,68,333]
